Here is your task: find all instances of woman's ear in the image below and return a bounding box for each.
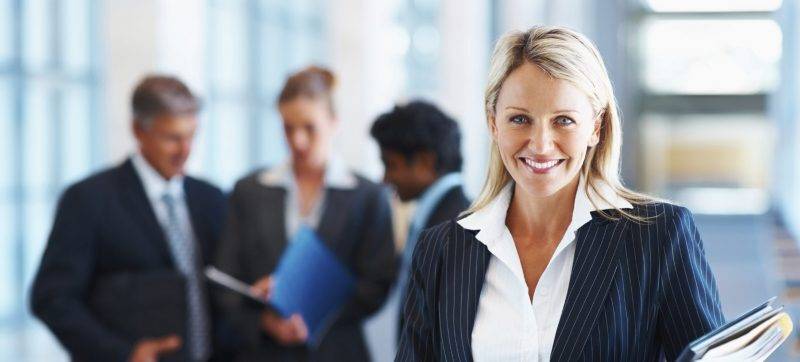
[489,115,499,141]
[589,114,601,147]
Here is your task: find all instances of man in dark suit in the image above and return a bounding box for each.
[368,100,470,345]
[31,75,229,362]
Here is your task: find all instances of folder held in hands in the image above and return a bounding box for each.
[270,227,356,347]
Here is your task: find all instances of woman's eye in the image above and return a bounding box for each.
[555,116,575,126]
[510,115,528,124]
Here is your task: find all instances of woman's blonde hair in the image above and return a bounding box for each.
[466,26,652,221]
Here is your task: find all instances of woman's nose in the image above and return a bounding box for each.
[529,125,555,154]
[290,131,309,151]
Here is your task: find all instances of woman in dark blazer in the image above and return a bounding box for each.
[215,66,396,361]
[396,26,725,361]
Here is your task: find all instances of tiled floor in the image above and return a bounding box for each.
[3,213,799,361]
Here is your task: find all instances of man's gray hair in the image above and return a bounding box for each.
[132,75,200,128]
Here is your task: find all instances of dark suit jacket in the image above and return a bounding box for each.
[215,169,396,362]
[30,159,228,362]
[422,186,470,230]
[396,185,471,336]
[397,202,725,361]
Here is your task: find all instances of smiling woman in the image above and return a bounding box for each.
[396,26,726,361]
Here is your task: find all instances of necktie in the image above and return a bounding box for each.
[162,193,210,361]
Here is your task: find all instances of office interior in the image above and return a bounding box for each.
[2,0,800,360]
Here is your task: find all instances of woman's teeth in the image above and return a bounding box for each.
[523,158,560,169]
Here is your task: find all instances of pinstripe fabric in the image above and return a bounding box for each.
[396,202,725,361]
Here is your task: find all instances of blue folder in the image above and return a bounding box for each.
[270,226,356,347]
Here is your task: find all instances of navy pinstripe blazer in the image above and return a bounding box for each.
[396,202,725,361]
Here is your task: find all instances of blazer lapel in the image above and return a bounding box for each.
[117,159,173,265]
[315,188,353,252]
[441,227,491,361]
[183,179,210,264]
[258,187,288,268]
[550,214,628,361]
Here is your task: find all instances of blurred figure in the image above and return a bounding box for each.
[30,75,228,362]
[369,100,469,337]
[215,66,396,361]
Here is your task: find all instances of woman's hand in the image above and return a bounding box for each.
[260,312,309,345]
[251,275,309,345]
[250,275,275,301]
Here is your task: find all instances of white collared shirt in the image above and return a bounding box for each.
[131,153,197,246]
[258,156,357,238]
[458,178,633,361]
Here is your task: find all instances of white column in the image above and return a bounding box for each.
[328,0,405,181]
[101,0,207,166]
[102,0,159,164]
[438,0,491,196]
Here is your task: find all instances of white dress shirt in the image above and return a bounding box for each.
[131,153,196,245]
[458,177,633,361]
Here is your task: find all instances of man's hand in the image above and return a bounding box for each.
[129,335,181,362]
[260,312,308,346]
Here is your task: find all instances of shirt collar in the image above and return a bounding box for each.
[458,176,633,247]
[131,153,184,201]
[258,156,358,190]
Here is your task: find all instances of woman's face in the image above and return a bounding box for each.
[279,97,337,170]
[491,62,601,199]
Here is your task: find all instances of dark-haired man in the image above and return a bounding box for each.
[369,100,470,339]
[31,75,229,362]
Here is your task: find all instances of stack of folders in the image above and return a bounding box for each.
[206,227,355,348]
[677,297,794,361]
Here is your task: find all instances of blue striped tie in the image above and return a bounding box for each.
[162,193,210,361]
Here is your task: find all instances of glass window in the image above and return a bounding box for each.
[23,197,53,288]
[0,0,13,65]
[61,85,91,185]
[61,0,91,74]
[644,0,782,13]
[259,22,287,93]
[22,0,51,71]
[204,0,326,187]
[640,19,781,95]
[401,0,440,99]
[2,0,99,329]
[0,202,15,319]
[0,79,13,192]
[209,101,249,189]
[23,82,53,191]
[260,108,286,167]
[209,0,249,96]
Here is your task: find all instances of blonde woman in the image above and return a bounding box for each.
[396,26,724,361]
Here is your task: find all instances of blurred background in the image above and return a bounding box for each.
[2,0,800,360]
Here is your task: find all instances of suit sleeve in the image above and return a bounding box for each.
[656,205,726,360]
[213,183,265,347]
[396,225,442,362]
[337,185,398,323]
[30,185,134,361]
